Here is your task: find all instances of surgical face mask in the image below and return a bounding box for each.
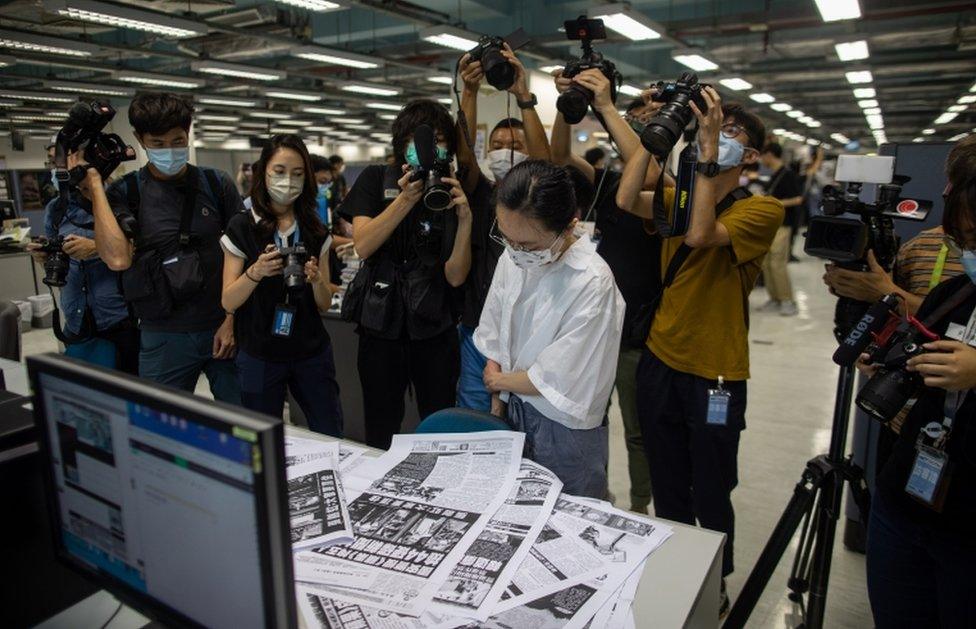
[486,148,527,181]
[146,147,189,176]
[506,233,565,270]
[267,173,303,205]
[317,182,329,195]
[962,250,976,284]
[698,135,746,171]
[405,141,449,168]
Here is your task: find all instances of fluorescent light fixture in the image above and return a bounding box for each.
[588,4,664,41]
[300,106,346,116]
[835,40,869,61]
[750,93,775,104]
[853,87,876,99]
[814,0,862,22]
[770,103,792,112]
[858,99,879,108]
[197,95,259,107]
[866,114,884,129]
[845,70,873,84]
[427,76,454,85]
[264,88,321,102]
[807,139,821,146]
[913,137,925,143]
[719,78,752,91]
[238,121,270,129]
[922,128,936,135]
[438,97,452,105]
[971,82,976,93]
[274,0,348,12]
[420,25,480,51]
[772,128,786,134]
[0,89,74,103]
[42,0,206,38]
[935,112,959,124]
[115,70,203,89]
[306,126,335,132]
[0,54,14,67]
[197,124,236,132]
[539,65,564,74]
[958,95,976,105]
[340,82,401,96]
[191,60,285,81]
[248,111,293,119]
[366,102,402,111]
[332,118,365,124]
[863,107,882,115]
[948,132,969,142]
[948,104,966,113]
[807,121,822,128]
[44,80,134,97]
[0,100,19,107]
[672,51,718,72]
[619,85,643,97]
[798,116,813,124]
[786,110,804,119]
[276,120,313,127]
[197,114,241,122]
[344,124,372,130]
[378,113,396,121]
[0,27,98,56]
[291,45,381,69]
[831,133,850,143]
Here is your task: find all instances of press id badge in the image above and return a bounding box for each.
[272,303,297,338]
[905,444,951,511]
[707,376,731,426]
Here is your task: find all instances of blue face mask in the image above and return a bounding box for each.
[146,147,189,176]
[405,141,449,168]
[962,250,976,284]
[699,135,746,171]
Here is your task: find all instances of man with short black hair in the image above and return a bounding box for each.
[759,142,804,316]
[92,91,244,403]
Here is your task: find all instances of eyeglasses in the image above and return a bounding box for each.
[721,123,746,139]
[489,217,559,253]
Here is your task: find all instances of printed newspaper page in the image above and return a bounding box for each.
[285,433,367,473]
[287,442,355,550]
[294,431,525,615]
[429,459,563,621]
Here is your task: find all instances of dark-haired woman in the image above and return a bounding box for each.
[861,135,976,627]
[221,134,343,436]
[341,99,472,449]
[474,160,624,498]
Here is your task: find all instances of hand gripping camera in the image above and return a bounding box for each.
[640,73,711,158]
[410,124,453,212]
[556,16,622,125]
[465,29,531,91]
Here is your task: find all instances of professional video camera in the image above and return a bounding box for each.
[53,101,135,191]
[556,16,622,125]
[410,124,453,211]
[466,28,531,91]
[640,72,710,158]
[30,235,70,288]
[804,155,932,337]
[279,243,309,294]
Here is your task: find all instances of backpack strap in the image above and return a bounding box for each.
[123,170,140,218]
[201,167,228,226]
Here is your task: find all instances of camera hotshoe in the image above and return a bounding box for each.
[556,16,622,125]
[640,73,711,158]
[466,29,531,91]
[31,236,70,288]
[279,243,308,294]
[53,101,135,190]
[409,124,454,212]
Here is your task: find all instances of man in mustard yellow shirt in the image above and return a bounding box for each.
[616,88,783,612]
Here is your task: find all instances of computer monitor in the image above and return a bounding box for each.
[27,354,296,629]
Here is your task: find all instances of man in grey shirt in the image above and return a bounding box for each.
[93,92,243,402]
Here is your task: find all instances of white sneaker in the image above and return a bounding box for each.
[758,299,781,313]
[780,300,799,316]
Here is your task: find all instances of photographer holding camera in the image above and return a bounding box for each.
[93,92,244,403]
[28,148,138,373]
[454,43,551,412]
[616,88,782,599]
[858,135,976,627]
[220,135,342,437]
[339,100,472,449]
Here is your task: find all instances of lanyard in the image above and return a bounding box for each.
[928,244,950,290]
[273,222,300,250]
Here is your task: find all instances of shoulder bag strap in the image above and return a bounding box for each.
[177,164,200,248]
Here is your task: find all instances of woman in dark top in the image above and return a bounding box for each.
[860,135,976,627]
[221,134,342,436]
[340,99,472,449]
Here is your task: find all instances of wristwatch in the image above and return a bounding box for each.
[695,161,720,178]
[516,93,538,110]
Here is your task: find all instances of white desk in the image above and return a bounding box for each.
[36,427,724,629]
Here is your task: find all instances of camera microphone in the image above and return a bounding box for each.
[832,293,900,367]
[413,124,436,172]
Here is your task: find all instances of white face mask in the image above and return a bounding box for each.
[506,232,565,269]
[487,148,528,181]
[267,173,303,205]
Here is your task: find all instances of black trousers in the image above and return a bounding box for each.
[636,349,746,576]
[98,320,140,376]
[357,328,460,449]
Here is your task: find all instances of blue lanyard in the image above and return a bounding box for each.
[273,222,300,249]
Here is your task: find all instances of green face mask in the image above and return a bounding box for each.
[405,141,449,167]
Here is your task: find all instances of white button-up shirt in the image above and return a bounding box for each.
[474,233,625,430]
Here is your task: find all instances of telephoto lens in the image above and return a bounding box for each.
[640,73,709,158]
[469,36,515,91]
[280,244,308,293]
[556,83,592,125]
[43,249,70,288]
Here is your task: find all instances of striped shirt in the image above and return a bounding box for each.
[893,227,963,296]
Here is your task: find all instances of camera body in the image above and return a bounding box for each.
[278,243,308,294]
[556,17,621,125]
[418,159,453,212]
[467,36,514,91]
[33,236,70,287]
[640,73,711,158]
[54,101,136,188]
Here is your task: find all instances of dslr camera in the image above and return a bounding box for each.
[640,73,711,158]
[279,243,308,294]
[557,16,622,125]
[466,29,531,91]
[31,236,70,288]
[53,101,135,190]
[410,124,453,212]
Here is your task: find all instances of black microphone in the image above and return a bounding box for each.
[832,293,900,367]
[413,124,436,171]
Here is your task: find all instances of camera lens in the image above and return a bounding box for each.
[43,251,69,288]
[557,86,592,125]
[857,367,920,423]
[481,48,515,91]
[641,93,696,157]
[282,246,307,292]
[424,171,453,211]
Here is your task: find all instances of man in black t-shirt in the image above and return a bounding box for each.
[94,92,244,403]
[758,143,804,316]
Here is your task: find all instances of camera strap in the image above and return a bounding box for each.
[177,165,200,248]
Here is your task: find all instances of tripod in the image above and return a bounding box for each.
[723,364,871,629]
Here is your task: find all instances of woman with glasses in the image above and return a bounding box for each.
[859,135,976,627]
[475,160,625,498]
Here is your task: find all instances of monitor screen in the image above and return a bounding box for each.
[29,355,295,629]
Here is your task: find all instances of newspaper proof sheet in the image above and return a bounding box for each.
[429,459,563,621]
[287,441,355,550]
[295,431,525,616]
[285,433,367,473]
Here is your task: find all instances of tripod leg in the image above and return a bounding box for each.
[805,469,845,629]
[723,470,821,629]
